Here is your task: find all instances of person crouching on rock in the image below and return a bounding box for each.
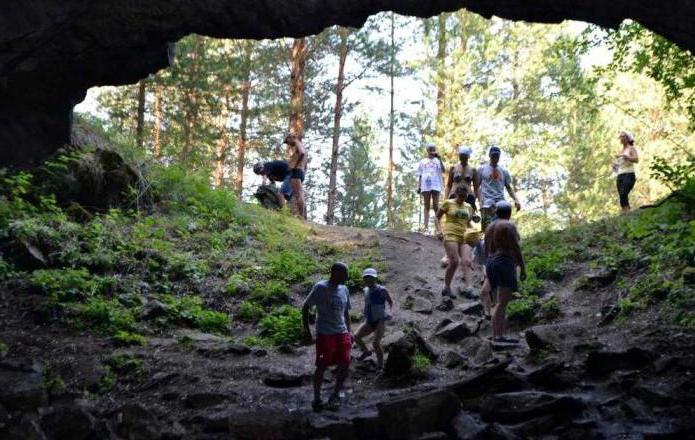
[253,160,292,208]
[354,268,394,371]
[484,202,526,343]
[302,262,352,412]
[436,185,482,299]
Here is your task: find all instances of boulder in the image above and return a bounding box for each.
[450,412,486,440]
[227,408,306,439]
[443,351,465,369]
[457,302,483,316]
[479,391,585,424]
[435,320,480,342]
[377,390,460,439]
[524,324,587,353]
[184,392,236,409]
[435,297,454,312]
[0,359,47,411]
[383,331,437,378]
[112,403,164,440]
[142,300,169,320]
[413,297,433,314]
[40,406,96,440]
[263,372,308,388]
[585,347,656,377]
[526,362,573,390]
[451,360,525,399]
[0,415,47,440]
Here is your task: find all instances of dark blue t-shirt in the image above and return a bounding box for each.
[263,160,290,182]
[363,284,387,324]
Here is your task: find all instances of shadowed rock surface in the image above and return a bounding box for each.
[1,0,694,167]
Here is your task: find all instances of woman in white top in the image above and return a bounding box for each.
[614,131,639,213]
[417,144,445,235]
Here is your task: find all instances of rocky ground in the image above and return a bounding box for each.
[1,226,694,439]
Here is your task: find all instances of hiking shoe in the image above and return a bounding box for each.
[357,350,373,361]
[312,399,324,412]
[459,286,478,299]
[440,256,449,268]
[441,288,455,298]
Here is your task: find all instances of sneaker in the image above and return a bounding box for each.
[441,287,453,298]
[312,399,324,412]
[357,350,373,361]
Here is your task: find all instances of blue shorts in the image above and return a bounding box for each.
[290,168,305,181]
[486,254,518,292]
[280,176,293,200]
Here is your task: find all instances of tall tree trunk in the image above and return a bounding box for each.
[288,38,308,138]
[386,13,396,228]
[435,13,448,138]
[325,27,350,225]
[152,77,163,158]
[135,79,146,149]
[213,93,231,187]
[180,37,202,163]
[235,42,254,197]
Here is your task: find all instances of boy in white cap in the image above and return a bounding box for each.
[353,268,393,370]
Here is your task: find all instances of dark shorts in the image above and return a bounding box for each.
[616,172,635,208]
[316,333,351,367]
[486,254,518,293]
[290,168,305,182]
[422,190,440,196]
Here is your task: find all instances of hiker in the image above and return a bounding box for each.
[302,262,352,411]
[614,131,639,213]
[436,185,482,298]
[485,201,526,343]
[474,145,521,232]
[417,143,445,235]
[253,160,291,208]
[354,268,394,371]
[478,200,513,319]
[285,134,307,219]
[442,145,478,266]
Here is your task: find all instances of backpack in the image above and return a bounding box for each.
[254,184,283,210]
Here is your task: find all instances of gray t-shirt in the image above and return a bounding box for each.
[302,280,351,335]
[478,164,512,208]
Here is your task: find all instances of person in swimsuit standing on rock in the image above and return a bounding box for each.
[485,205,526,343]
[354,268,394,371]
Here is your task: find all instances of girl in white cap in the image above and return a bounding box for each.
[353,268,393,370]
[614,131,639,213]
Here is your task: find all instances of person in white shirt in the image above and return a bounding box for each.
[417,143,445,235]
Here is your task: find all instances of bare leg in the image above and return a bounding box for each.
[354,322,374,354]
[491,288,513,339]
[422,192,431,233]
[313,365,326,403]
[480,275,492,316]
[373,321,386,369]
[461,243,473,289]
[291,178,305,219]
[444,241,460,291]
[331,364,349,400]
[432,192,441,234]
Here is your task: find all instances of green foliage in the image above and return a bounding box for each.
[250,280,290,305]
[97,372,116,393]
[105,353,145,377]
[0,341,6,357]
[31,269,116,303]
[113,331,147,347]
[225,274,250,296]
[538,297,561,321]
[410,350,431,376]
[236,301,265,323]
[80,297,137,334]
[507,296,538,324]
[265,250,317,284]
[258,305,303,346]
[43,376,66,394]
[160,294,229,333]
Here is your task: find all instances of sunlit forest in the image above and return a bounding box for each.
[78,12,694,234]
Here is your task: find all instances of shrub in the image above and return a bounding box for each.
[160,295,229,333]
[31,268,112,302]
[237,301,265,323]
[411,350,431,376]
[538,296,561,321]
[507,295,538,323]
[266,250,316,283]
[43,376,66,394]
[80,297,136,334]
[0,341,7,357]
[105,353,145,377]
[225,274,251,296]
[258,305,303,346]
[113,331,147,347]
[250,280,290,305]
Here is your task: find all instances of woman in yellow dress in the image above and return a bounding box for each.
[436,185,482,298]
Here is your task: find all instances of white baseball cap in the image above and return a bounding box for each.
[362,268,378,278]
[458,146,472,156]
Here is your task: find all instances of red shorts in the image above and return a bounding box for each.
[316,333,352,368]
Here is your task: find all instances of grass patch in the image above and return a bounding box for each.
[159,294,229,333]
[112,331,147,347]
[258,305,303,346]
[236,300,265,323]
[411,350,431,376]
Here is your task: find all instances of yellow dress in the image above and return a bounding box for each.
[441,200,482,245]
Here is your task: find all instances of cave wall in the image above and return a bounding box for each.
[1,0,693,167]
